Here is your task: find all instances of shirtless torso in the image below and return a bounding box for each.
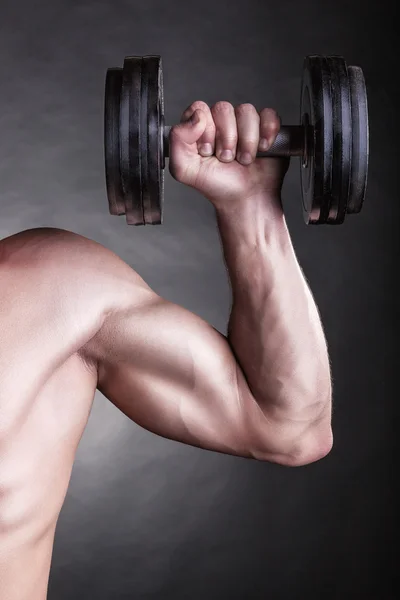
[0,229,114,598]
[0,102,332,599]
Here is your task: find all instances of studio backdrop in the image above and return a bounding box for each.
[0,0,396,598]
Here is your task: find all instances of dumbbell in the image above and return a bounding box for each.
[104,55,369,226]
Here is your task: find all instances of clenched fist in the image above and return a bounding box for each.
[168,101,290,211]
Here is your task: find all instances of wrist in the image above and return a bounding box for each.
[214,191,291,251]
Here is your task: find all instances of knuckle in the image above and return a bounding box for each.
[189,100,209,112]
[181,101,209,122]
[260,107,279,120]
[216,131,237,144]
[235,103,257,115]
[260,113,281,133]
[239,137,259,147]
[212,101,234,114]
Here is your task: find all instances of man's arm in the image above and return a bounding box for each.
[216,196,332,459]
[84,102,332,467]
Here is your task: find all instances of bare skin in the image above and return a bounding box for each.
[0,103,332,599]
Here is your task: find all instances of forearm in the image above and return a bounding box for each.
[216,193,332,429]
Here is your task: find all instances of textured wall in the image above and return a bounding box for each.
[0,0,396,598]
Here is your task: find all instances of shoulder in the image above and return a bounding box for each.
[0,226,146,297]
[1,226,155,354]
[1,227,111,266]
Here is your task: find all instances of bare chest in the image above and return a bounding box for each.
[0,273,99,535]
[1,271,99,426]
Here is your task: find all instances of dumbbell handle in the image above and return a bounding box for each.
[163,125,306,158]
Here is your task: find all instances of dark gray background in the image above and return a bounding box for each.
[0,0,397,598]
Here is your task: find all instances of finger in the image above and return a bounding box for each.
[235,104,261,165]
[259,108,281,151]
[181,101,216,157]
[211,101,238,163]
[169,108,207,148]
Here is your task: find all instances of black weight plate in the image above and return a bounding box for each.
[326,56,352,224]
[347,66,369,213]
[300,56,333,224]
[121,56,144,225]
[104,68,125,216]
[141,56,164,225]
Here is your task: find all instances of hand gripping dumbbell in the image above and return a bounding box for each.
[104,55,369,226]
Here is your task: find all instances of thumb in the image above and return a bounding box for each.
[170,109,207,147]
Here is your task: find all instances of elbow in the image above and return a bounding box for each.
[248,407,334,467]
[254,429,333,467]
[238,371,333,467]
[279,428,334,467]
[272,386,334,467]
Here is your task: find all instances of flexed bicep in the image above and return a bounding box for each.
[87,295,258,458]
